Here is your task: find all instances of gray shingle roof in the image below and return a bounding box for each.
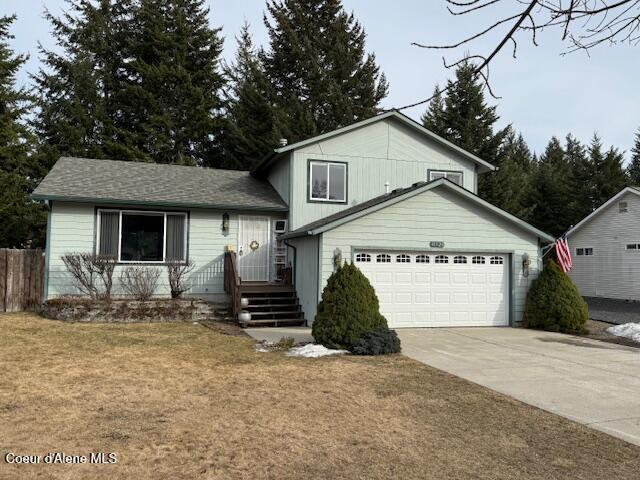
[32,157,288,211]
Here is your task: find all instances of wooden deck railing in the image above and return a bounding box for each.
[223,251,241,316]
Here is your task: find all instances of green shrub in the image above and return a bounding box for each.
[312,262,388,349]
[348,327,401,355]
[524,259,588,334]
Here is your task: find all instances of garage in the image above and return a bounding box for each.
[355,251,509,328]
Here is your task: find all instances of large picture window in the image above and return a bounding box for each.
[97,209,187,263]
[309,161,347,202]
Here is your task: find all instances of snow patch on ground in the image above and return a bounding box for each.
[606,323,640,343]
[286,344,349,358]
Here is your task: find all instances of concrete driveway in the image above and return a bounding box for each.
[397,327,640,446]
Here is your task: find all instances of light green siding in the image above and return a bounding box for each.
[287,117,477,230]
[317,188,541,326]
[266,152,291,205]
[289,235,320,322]
[46,201,249,301]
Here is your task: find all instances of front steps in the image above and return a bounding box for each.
[238,284,305,327]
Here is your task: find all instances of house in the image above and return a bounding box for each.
[567,186,640,301]
[32,111,553,328]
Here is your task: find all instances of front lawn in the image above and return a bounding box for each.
[1,313,639,479]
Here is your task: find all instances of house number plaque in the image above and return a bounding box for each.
[430,241,445,248]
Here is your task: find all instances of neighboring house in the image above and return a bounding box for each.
[32,111,553,328]
[567,186,640,301]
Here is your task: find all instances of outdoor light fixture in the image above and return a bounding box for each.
[522,252,530,277]
[222,212,230,236]
[333,248,342,270]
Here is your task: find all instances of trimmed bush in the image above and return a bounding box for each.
[348,327,401,355]
[524,259,588,334]
[312,262,388,349]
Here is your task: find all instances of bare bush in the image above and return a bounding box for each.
[119,266,161,301]
[61,253,117,300]
[167,259,195,298]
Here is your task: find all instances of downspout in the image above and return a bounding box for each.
[283,239,297,288]
[43,200,52,300]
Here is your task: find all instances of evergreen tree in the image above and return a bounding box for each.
[222,23,282,170]
[262,0,388,142]
[33,0,226,168]
[0,15,46,247]
[626,128,640,185]
[587,134,627,209]
[528,137,573,237]
[421,85,447,137]
[564,134,591,226]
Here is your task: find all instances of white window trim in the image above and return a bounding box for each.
[97,209,187,264]
[429,170,463,186]
[309,161,347,202]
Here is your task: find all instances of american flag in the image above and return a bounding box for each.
[555,236,573,273]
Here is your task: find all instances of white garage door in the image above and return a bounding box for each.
[355,251,509,328]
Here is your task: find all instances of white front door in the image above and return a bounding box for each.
[356,251,509,328]
[238,216,271,281]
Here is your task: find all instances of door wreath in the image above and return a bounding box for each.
[249,240,260,251]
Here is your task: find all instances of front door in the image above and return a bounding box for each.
[238,215,271,281]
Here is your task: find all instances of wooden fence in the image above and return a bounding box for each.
[0,249,45,313]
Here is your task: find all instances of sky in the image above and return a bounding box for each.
[2,0,638,161]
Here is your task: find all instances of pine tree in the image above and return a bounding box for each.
[222,23,282,170]
[263,0,388,142]
[626,128,640,185]
[528,137,573,237]
[0,15,46,247]
[564,134,591,226]
[585,134,627,209]
[421,85,447,137]
[122,0,226,166]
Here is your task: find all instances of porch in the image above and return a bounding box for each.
[224,251,305,327]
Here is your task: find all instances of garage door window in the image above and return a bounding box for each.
[453,255,467,264]
[396,254,411,263]
[490,256,504,265]
[416,254,430,263]
[435,255,448,264]
[472,256,485,264]
[355,253,371,262]
[376,254,391,263]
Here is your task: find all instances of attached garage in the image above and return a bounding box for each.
[355,251,509,328]
[283,178,554,328]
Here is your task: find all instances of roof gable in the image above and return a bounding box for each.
[252,111,496,175]
[32,157,288,211]
[567,187,640,237]
[281,178,553,242]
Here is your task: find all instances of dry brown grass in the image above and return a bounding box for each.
[1,313,639,480]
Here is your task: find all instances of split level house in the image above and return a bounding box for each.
[567,186,640,302]
[32,111,554,328]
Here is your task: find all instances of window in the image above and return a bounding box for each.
[309,161,346,202]
[619,201,629,213]
[577,248,594,255]
[415,254,430,263]
[355,253,371,262]
[429,170,462,186]
[584,248,593,256]
[376,254,391,263]
[490,256,504,265]
[396,254,411,263]
[434,255,448,264]
[626,244,640,251]
[453,255,467,264]
[472,256,485,265]
[97,210,187,263]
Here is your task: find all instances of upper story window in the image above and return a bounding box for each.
[619,201,629,213]
[429,170,462,186]
[309,161,347,203]
[97,209,187,263]
[576,248,594,256]
[626,244,640,251]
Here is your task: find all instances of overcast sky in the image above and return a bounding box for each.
[3,0,638,160]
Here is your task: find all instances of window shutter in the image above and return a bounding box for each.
[166,215,186,261]
[98,211,119,257]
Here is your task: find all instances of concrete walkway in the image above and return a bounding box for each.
[398,327,640,446]
[586,296,640,325]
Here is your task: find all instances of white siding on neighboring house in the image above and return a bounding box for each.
[287,118,478,230]
[317,187,541,326]
[46,201,256,302]
[568,191,640,300]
